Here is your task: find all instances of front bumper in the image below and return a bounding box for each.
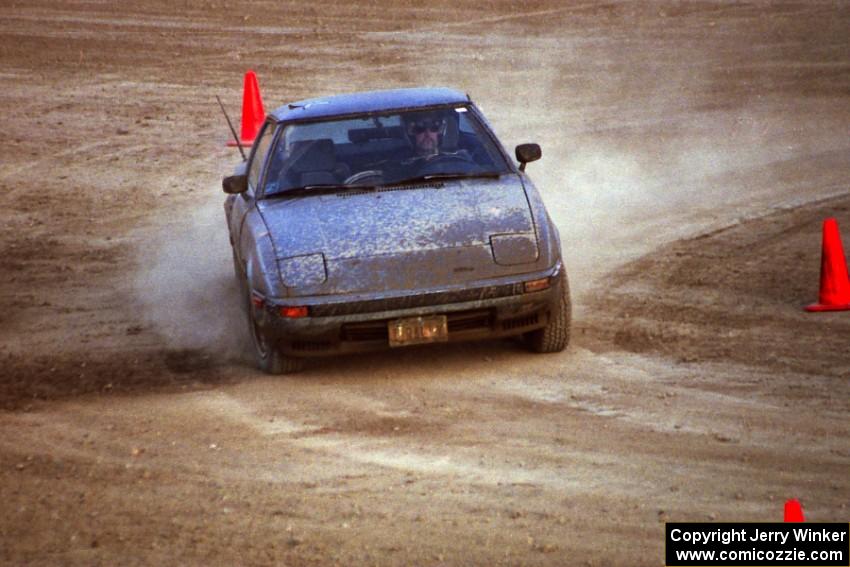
[252,263,564,356]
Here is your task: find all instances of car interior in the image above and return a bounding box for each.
[265,110,502,193]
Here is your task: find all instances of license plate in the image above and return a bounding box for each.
[388,315,448,347]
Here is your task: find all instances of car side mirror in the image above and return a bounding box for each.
[223,174,248,195]
[515,143,541,172]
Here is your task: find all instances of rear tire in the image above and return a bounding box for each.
[246,289,304,375]
[524,271,571,353]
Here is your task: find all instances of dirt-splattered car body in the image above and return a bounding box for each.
[223,87,570,373]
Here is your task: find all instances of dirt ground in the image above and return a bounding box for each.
[1,1,849,565]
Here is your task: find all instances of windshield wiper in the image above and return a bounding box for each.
[264,171,503,199]
[263,184,376,199]
[385,171,502,187]
[302,183,377,192]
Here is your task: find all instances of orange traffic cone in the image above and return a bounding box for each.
[227,70,265,148]
[784,499,805,522]
[805,218,850,312]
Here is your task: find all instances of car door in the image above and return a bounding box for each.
[230,121,278,270]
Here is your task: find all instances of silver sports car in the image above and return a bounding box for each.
[223,87,570,373]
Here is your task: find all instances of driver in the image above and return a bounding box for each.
[402,111,449,159]
[378,110,477,182]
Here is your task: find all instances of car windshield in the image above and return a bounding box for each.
[261,106,511,197]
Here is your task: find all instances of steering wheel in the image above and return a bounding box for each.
[343,169,384,185]
[415,152,479,175]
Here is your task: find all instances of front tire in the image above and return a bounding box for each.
[246,290,304,375]
[524,271,572,353]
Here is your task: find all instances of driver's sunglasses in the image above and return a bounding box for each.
[410,120,443,135]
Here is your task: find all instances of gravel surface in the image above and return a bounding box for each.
[1,2,849,565]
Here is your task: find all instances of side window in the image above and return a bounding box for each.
[457,111,476,134]
[247,122,277,191]
[456,110,501,169]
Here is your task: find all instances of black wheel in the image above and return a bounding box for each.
[524,271,571,353]
[246,289,304,375]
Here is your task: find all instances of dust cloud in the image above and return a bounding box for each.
[132,188,250,361]
[529,98,850,300]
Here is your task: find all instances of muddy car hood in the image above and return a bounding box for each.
[257,176,542,294]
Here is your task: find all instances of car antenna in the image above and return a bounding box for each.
[216,95,247,162]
